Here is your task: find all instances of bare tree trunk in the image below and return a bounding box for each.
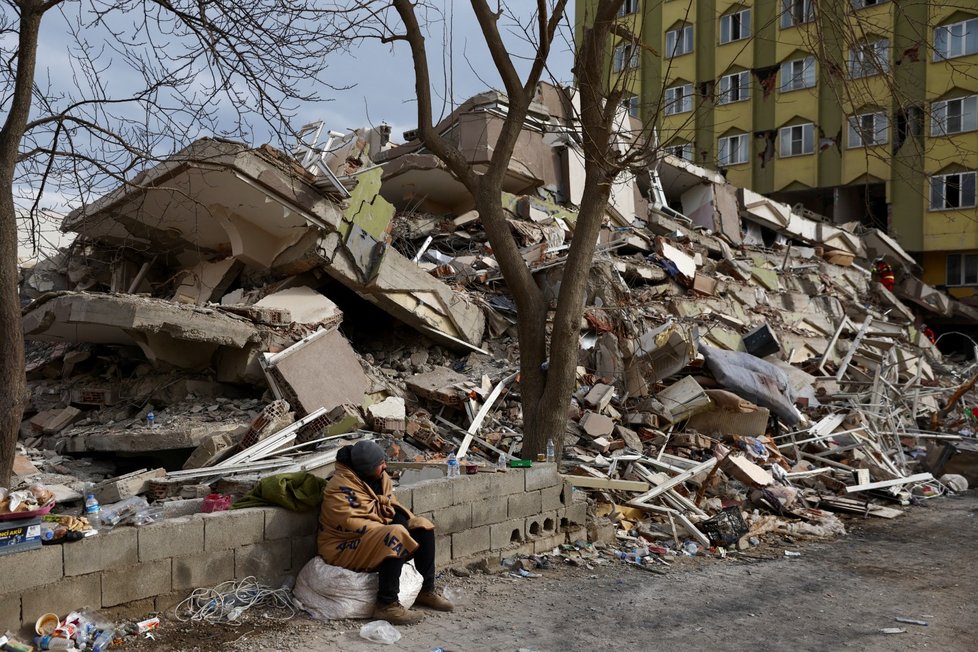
[0,4,44,485]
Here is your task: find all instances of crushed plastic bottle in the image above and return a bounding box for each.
[91,629,114,652]
[359,620,401,645]
[446,453,460,478]
[442,586,464,604]
[496,453,507,471]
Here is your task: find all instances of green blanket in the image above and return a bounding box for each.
[231,472,327,512]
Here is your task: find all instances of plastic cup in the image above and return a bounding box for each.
[35,612,59,636]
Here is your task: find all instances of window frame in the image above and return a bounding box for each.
[664,83,694,116]
[623,95,640,118]
[617,0,640,17]
[930,171,977,210]
[719,9,752,44]
[847,111,889,148]
[849,39,889,78]
[666,24,694,57]
[717,70,751,105]
[934,17,978,61]
[613,43,639,72]
[946,252,978,287]
[780,0,814,29]
[779,56,816,92]
[718,133,750,166]
[779,123,815,157]
[667,142,694,161]
[931,95,978,136]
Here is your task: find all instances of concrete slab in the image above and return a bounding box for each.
[263,327,369,416]
[23,293,256,368]
[254,286,344,327]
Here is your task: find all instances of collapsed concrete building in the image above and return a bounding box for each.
[7,82,978,634]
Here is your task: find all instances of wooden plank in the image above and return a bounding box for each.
[216,407,328,467]
[562,475,650,492]
[629,462,707,517]
[627,458,718,506]
[817,496,903,519]
[837,315,873,380]
[456,372,518,459]
[629,503,711,547]
[845,472,933,494]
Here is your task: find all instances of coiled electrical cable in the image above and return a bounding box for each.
[174,576,297,625]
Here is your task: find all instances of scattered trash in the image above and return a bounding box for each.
[895,617,928,626]
[359,620,402,645]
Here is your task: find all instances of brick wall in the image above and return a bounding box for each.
[0,465,586,634]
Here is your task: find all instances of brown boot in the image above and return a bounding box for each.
[372,601,424,625]
[414,590,454,612]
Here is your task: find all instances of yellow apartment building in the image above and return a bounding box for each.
[577,0,978,301]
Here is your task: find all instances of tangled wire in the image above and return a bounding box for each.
[174,576,298,625]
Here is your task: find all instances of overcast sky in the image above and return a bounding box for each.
[16,4,577,259]
[301,5,578,143]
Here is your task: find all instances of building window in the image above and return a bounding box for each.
[934,17,978,60]
[946,253,978,286]
[851,0,887,8]
[617,0,639,17]
[718,133,750,165]
[667,142,694,161]
[720,9,751,44]
[780,0,814,29]
[613,44,639,72]
[930,171,977,210]
[623,95,640,117]
[849,39,889,78]
[779,56,816,92]
[847,112,888,147]
[666,24,694,57]
[931,95,978,136]
[779,123,815,157]
[664,83,694,115]
[717,71,751,105]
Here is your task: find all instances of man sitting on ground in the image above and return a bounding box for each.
[317,439,453,624]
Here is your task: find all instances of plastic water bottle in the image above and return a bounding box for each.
[83,482,101,525]
[546,438,556,463]
[146,411,155,428]
[33,636,72,650]
[447,453,460,478]
[496,453,507,471]
[91,629,114,652]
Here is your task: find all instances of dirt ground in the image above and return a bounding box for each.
[134,491,978,652]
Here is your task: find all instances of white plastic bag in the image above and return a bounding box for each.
[292,557,423,620]
[359,620,401,645]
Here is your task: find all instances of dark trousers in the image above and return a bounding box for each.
[376,511,435,604]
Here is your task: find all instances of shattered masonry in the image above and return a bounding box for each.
[8,82,978,628]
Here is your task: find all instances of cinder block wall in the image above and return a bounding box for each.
[0,465,586,634]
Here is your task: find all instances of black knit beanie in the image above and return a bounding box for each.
[349,439,386,477]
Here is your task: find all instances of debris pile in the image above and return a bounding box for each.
[11,83,978,569]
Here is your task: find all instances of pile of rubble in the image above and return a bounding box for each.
[13,84,978,549]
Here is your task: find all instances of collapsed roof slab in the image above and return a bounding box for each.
[66,422,245,453]
[22,292,256,368]
[317,230,485,347]
[62,138,485,348]
[63,139,342,270]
